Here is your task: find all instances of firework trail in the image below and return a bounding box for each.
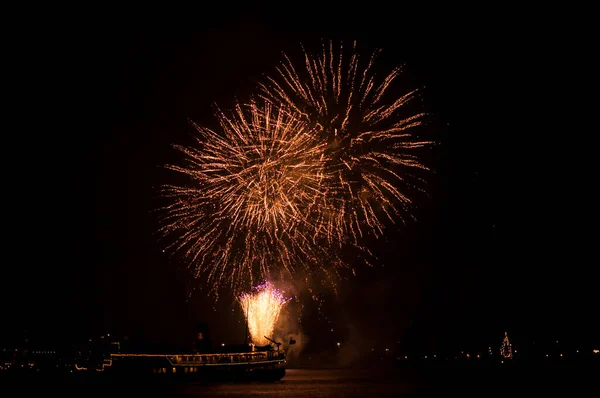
[259,40,433,243]
[239,282,290,346]
[158,99,344,296]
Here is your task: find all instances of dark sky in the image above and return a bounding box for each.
[4,12,597,353]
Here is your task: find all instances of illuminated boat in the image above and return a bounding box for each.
[101,341,287,382]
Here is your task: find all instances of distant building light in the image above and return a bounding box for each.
[385,348,389,352]
[221,343,225,347]
[593,350,599,354]
[337,342,341,347]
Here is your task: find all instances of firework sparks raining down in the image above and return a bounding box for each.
[158,99,340,295]
[239,282,290,346]
[260,40,433,242]
[159,40,433,298]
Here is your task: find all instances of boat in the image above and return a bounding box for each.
[100,338,288,382]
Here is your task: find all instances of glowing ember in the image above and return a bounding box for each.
[239,282,290,346]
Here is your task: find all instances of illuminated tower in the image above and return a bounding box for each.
[500,331,513,359]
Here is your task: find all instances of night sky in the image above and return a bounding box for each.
[4,13,597,354]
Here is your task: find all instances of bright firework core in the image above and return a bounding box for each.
[239,282,290,346]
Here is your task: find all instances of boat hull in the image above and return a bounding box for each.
[102,351,287,382]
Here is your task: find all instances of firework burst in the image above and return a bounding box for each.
[260,40,433,243]
[158,40,433,299]
[239,282,290,346]
[158,99,343,296]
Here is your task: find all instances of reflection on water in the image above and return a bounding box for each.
[167,367,595,397]
[9,367,596,397]
[173,369,421,397]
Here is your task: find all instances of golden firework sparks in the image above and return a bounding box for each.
[239,282,290,346]
[260,40,433,242]
[158,40,433,299]
[158,99,343,296]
